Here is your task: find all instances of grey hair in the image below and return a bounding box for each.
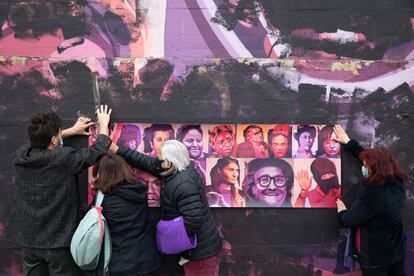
[160,140,190,172]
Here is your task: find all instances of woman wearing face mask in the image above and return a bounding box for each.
[334,125,407,276]
[294,158,341,208]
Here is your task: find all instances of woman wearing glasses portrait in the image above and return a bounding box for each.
[242,158,294,207]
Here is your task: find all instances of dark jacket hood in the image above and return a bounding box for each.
[14,144,60,168]
[112,182,148,203]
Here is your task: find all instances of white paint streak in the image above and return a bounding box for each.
[140,0,166,58]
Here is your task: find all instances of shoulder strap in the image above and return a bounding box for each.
[95,191,104,207]
[94,191,112,274]
[103,221,112,274]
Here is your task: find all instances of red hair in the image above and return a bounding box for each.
[359,148,407,186]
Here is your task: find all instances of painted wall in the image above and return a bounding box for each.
[0,0,413,275]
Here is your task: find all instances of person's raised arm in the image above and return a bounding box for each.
[333,125,364,160]
[64,105,112,174]
[174,181,204,235]
[109,142,164,177]
[62,117,95,138]
[337,198,372,228]
[294,170,313,207]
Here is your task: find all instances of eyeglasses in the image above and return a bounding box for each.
[256,175,286,188]
[253,130,263,135]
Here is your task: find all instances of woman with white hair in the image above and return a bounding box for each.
[110,139,222,276]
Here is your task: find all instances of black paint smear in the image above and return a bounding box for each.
[212,0,261,31]
[0,71,55,121]
[138,59,174,102]
[167,60,299,123]
[211,0,414,60]
[359,83,414,191]
[7,1,87,39]
[261,0,414,59]
[51,60,96,119]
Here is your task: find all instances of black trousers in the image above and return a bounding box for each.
[360,259,405,276]
[22,247,82,276]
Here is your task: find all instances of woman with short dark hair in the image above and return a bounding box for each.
[334,125,407,276]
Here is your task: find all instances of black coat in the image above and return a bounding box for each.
[117,147,222,261]
[4,134,111,248]
[338,140,406,266]
[100,182,160,275]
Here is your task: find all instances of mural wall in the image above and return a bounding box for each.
[90,123,341,208]
[1,0,413,275]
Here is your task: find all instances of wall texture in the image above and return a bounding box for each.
[0,0,413,275]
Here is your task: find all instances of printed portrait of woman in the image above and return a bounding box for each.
[208,125,235,158]
[267,125,291,158]
[207,157,245,207]
[117,124,141,151]
[243,158,294,207]
[177,124,209,178]
[293,125,317,158]
[143,124,174,157]
[294,158,341,208]
[316,125,340,158]
[135,170,161,207]
[176,125,209,159]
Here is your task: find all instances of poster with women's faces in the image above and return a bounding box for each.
[88,123,341,208]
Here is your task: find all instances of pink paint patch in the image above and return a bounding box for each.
[263,36,277,58]
[357,33,366,42]
[0,29,65,57]
[49,39,106,59]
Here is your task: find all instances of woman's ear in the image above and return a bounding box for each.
[161,160,172,169]
[50,135,58,146]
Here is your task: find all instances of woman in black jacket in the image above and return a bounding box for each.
[110,140,223,276]
[334,125,407,276]
[93,154,160,276]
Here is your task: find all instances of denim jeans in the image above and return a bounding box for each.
[22,247,81,276]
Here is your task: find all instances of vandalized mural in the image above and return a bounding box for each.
[1,0,414,275]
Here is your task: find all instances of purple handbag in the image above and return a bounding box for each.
[156,216,197,255]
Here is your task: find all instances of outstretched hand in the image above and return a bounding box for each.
[336,199,347,213]
[96,105,112,136]
[62,116,95,137]
[295,170,313,191]
[72,117,95,136]
[333,125,350,145]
